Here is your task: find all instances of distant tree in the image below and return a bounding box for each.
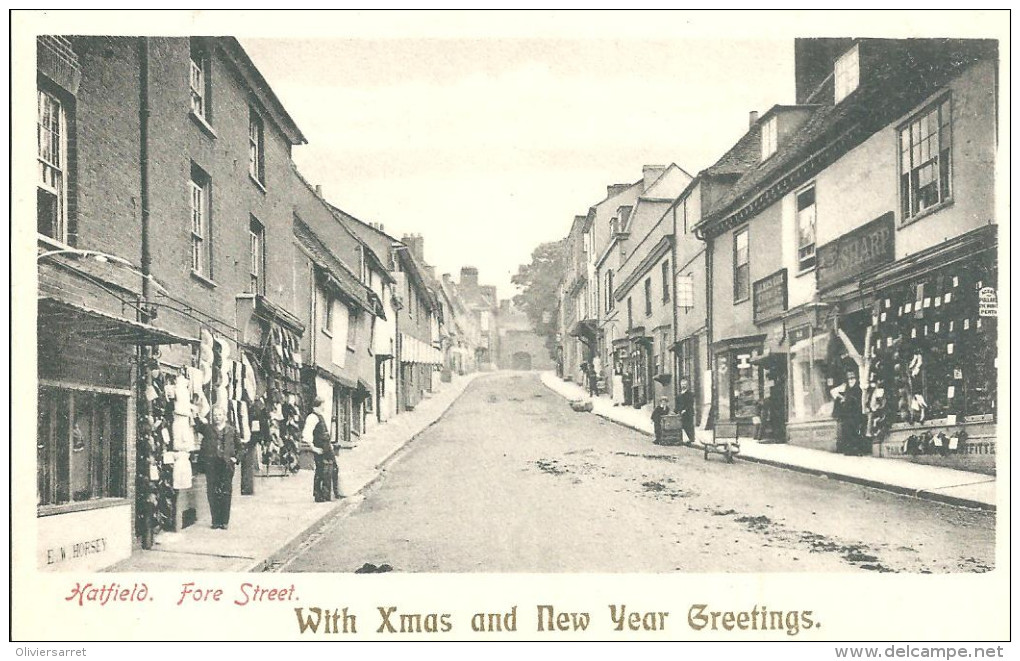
[512,239,567,355]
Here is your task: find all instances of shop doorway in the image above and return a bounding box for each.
[760,358,788,441]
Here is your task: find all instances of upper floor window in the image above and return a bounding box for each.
[761,115,778,160]
[605,270,614,313]
[189,38,211,121]
[248,108,265,185]
[733,227,750,303]
[834,44,860,104]
[661,260,671,303]
[627,297,633,329]
[900,97,952,221]
[38,89,67,241]
[796,186,817,272]
[189,163,212,277]
[644,278,652,316]
[249,216,265,294]
[189,38,213,121]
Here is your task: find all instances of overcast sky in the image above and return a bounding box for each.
[241,35,794,297]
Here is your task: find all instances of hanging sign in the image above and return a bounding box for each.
[978,286,997,317]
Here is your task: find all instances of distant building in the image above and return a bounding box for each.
[496,300,555,370]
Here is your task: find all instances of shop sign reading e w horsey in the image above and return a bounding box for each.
[815,212,895,291]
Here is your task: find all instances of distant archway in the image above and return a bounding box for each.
[512,352,532,370]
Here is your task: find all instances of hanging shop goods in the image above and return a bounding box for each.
[135,347,209,535]
[856,246,996,455]
[258,324,305,474]
[135,326,278,536]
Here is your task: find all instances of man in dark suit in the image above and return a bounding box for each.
[675,378,696,445]
[196,407,243,530]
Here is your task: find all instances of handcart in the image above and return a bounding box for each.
[703,420,741,463]
[658,414,689,446]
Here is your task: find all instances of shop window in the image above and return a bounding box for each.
[248,107,265,186]
[900,97,952,221]
[38,88,68,242]
[733,227,750,303]
[662,260,671,303]
[189,38,211,121]
[249,216,265,295]
[37,387,127,507]
[189,163,212,278]
[866,258,996,426]
[796,186,817,272]
[728,351,761,420]
[834,43,860,104]
[644,278,652,316]
[788,326,833,423]
[761,115,778,160]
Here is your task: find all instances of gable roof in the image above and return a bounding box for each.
[293,216,384,319]
[695,38,996,239]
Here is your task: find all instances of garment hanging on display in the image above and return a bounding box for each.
[172,413,197,452]
[172,451,193,489]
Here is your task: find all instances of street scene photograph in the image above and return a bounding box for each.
[25,12,1001,592]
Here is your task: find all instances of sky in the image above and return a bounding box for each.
[241,35,795,299]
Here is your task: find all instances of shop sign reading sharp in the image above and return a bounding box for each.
[816,212,895,291]
[753,268,787,323]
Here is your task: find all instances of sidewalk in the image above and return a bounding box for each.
[107,372,484,573]
[540,372,996,511]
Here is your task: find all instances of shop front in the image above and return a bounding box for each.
[671,331,705,426]
[784,305,839,450]
[750,268,790,442]
[858,225,997,474]
[712,334,766,437]
[624,327,653,409]
[37,293,192,569]
[236,295,307,476]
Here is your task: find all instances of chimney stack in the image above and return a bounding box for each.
[401,233,425,263]
[460,266,479,289]
[642,165,666,191]
[315,184,323,196]
[607,184,631,199]
[749,111,759,128]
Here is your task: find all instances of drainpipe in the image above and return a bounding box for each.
[671,203,679,407]
[137,37,154,550]
[703,229,715,426]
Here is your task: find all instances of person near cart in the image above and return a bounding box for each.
[651,396,670,445]
[195,407,243,530]
[675,378,696,445]
[304,397,338,502]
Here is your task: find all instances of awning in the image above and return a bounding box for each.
[711,333,766,352]
[252,294,305,335]
[38,297,194,346]
[569,318,599,339]
[314,364,358,390]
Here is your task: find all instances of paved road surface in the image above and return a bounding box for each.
[281,372,994,573]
